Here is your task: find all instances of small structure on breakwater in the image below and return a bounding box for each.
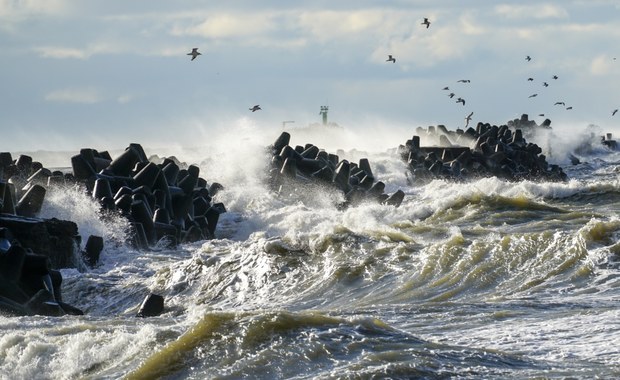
[399,116,568,183]
[601,133,618,150]
[268,132,405,207]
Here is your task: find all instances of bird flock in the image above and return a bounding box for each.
[523,55,571,113]
[185,16,618,121]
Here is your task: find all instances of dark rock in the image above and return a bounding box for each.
[267,132,405,208]
[399,116,568,183]
[82,235,104,268]
[136,293,164,317]
[0,214,79,269]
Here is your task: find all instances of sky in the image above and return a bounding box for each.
[1,0,619,153]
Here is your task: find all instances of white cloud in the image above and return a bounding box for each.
[297,10,386,41]
[117,93,135,104]
[34,41,128,59]
[0,0,68,18]
[45,87,102,104]
[590,54,614,75]
[173,13,276,39]
[376,12,482,67]
[34,46,88,59]
[459,12,486,35]
[495,4,569,19]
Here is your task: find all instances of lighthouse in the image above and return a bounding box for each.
[320,106,329,126]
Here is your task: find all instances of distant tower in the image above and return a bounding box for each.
[320,106,329,125]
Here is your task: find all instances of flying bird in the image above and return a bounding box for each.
[249,105,261,112]
[539,114,545,117]
[529,94,538,98]
[543,82,549,87]
[457,79,471,83]
[442,86,449,90]
[465,112,474,127]
[566,106,573,110]
[386,55,396,63]
[554,101,565,106]
[613,109,618,116]
[421,18,431,28]
[448,92,455,98]
[527,77,534,81]
[456,97,465,105]
[552,75,558,80]
[187,48,201,61]
[526,55,532,62]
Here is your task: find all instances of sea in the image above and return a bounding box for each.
[1,121,619,379]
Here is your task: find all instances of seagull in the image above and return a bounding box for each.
[552,75,558,80]
[543,82,549,87]
[613,109,618,116]
[529,94,538,98]
[526,55,532,62]
[442,86,449,90]
[554,101,565,106]
[527,77,534,81]
[448,92,455,98]
[386,54,396,63]
[456,97,465,105]
[249,105,261,112]
[421,18,431,28]
[187,48,201,61]
[465,111,473,127]
[457,79,471,83]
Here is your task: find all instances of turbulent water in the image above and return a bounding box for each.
[2,124,620,379]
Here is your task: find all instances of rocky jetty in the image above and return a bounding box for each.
[268,132,405,207]
[70,143,226,250]
[506,113,552,141]
[0,143,226,316]
[0,153,83,316]
[399,118,568,183]
[0,228,83,316]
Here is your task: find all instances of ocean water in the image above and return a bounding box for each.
[1,123,620,379]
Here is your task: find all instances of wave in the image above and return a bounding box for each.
[124,310,541,380]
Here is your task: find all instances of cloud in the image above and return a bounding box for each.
[459,11,486,35]
[297,9,386,41]
[0,0,68,18]
[45,87,103,104]
[495,4,569,19]
[173,12,277,39]
[117,93,135,104]
[376,12,484,67]
[590,54,614,75]
[34,46,88,59]
[34,41,128,59]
